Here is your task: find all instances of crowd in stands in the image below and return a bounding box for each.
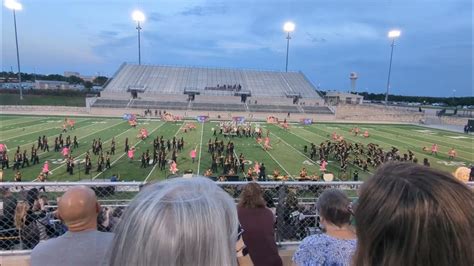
[0,161,472,266]
[205,84,243,92]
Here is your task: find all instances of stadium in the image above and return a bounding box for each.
[1,0,473,265]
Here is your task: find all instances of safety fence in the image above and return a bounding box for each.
[1,180,472,254]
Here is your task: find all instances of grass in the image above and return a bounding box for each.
[0,94,85,107]
[0,115,472,182]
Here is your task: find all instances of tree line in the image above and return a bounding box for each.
[321,91,473,107]
[0,71,108,89]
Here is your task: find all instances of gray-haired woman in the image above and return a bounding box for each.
[108,177,251,266]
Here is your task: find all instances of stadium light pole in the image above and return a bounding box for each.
[132,10,145,65]
[385,29,401,104]
[5,0,23,100]
[283,22,295,72]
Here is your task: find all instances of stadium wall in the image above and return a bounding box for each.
[335,104,424,123]
[99,91,324,106]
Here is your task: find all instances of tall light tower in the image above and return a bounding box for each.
[385,29,401,104]
[4,0,23,100]
[350,72,358,93]
[132,10,145,65]
[283,21,295,72]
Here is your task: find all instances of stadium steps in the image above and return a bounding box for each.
[297,105,305,114]
[126,98,134,108]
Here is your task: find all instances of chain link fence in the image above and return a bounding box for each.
[1,180,473,253]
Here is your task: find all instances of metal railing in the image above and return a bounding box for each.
[1,180,472,254]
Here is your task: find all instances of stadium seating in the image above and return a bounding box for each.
[130,100,189,110]
[89,63,336,115]
[302,106,334,114]
[92,99,129,108]
[103,64,322,99]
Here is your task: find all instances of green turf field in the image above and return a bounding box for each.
[0,115,472,182]
[0,94,86,106]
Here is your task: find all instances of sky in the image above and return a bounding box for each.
[1,0,473,97]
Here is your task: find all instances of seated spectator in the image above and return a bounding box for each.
[354,162,474,266]
[31,186,113,266]
[15,188,45,250]
[238,183,282,266]
[293,189,356,266]
[108,177,251,266]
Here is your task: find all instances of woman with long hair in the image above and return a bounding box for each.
[238,182,282,266]
[353,162,474,266]
[109,177,246,266]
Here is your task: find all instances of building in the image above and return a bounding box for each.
[325,91,364,105]
[35,80,70,90]
[64,71,81,78]
[64,71,96,83]
[0,82,35,90]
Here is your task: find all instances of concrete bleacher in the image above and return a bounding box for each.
[103,63,322,99]
[192,102,246,112]
[130,100,188,110]
[92,99,130,108]
[302,106,334,114]
[91,63,334,116]
[248,104,300,113]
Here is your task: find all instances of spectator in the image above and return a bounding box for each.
[1,188,17,229]
[263,190,276,215]
[31,186,113,266]
[108,206,124,232]
[0,188,18,250]
[15,188,45,249]
[293,189,356,266]
[238,182,282,266]
[353,162,474,266]
[108,177,250,266]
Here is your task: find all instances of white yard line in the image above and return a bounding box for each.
[1,119,63,133]
[6,119,101,149]
[1,119,93,142]
[49,122,133,174]
[95,122,165,180]
[144,123,185,182]
[251,123,293,179]
[196,122,205,175]
[270,132,319,165]
[38,120,124,156]
[0,117,44,127]
[292,127,374,174]
[257,141,293,179]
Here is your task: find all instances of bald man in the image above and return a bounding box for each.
[31,186,113,266]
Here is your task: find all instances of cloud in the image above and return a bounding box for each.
[99,31,119,38]
[305,32,327,44]
[2,0,471,96]
[148,12,163,22]
[179,3,227,17]
[214,40,267,53]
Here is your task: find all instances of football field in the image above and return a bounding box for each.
[0,114,472,182]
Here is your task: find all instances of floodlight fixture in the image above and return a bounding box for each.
[283,22,296,72]
[283,21,295,32]
[4,0,22,10]
[388,29,401,39]
[132,10,145,65]
[5,0,23,100]
[385,29,402,104]
[132,10,145,22]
